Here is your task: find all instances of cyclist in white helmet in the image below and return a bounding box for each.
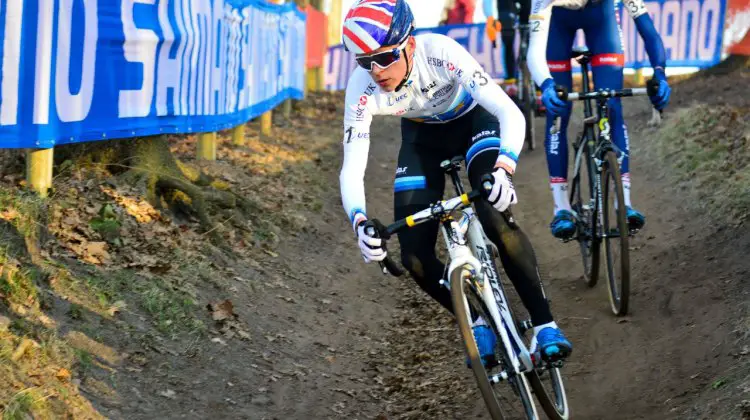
[339,0,572,366]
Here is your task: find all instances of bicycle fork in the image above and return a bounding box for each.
[442,209,536,379]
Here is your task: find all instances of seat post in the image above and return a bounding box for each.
[441,156,466,196]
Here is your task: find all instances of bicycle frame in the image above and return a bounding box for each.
[440,171,536,376]
[568,55,635,239]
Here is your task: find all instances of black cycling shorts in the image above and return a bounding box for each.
[394,105,503,207]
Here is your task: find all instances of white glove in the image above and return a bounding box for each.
[487,168,518,211]
[357,223,387,263]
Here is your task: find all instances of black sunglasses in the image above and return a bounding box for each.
[356,38,408,71]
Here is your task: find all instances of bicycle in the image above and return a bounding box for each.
[515,21,538,151]
[552,47,660,316]
[487,9,538,152]
[365,157,569,420]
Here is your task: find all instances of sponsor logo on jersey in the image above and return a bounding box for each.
[471,130,497,142]
[421,81,437,93]
[432,84,454,100]
[427,57,447,67]
[387,92,408,106]
[344,126,369,143]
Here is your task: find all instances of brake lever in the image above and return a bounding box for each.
[364,219,403,277]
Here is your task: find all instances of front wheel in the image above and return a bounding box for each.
[451,268,539,419]
[601,151,630,316]
[579,137,601,288]
[528,367,570,420]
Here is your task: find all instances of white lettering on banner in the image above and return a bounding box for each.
[186,0,200,116]
[661,1,681,60]
[157,0,184,116]
[469,26,498,77]
[175,0,190,115]
[445,27,470,49]
[237,8,248,110]
[324,49,341,89]
[209,1,222,115]
[681,0,702,60]
[225,8,241,113]
[56,0,98,123]
[698,0,721,60]
[195,4,208,115]
[208,0,222,115]
[33,1,54,125]
[241,7,253,110]
[623,0,723,65]
[1,0,23,125]
[119,0,157,118]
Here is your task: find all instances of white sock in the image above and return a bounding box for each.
[533,321,558,336]
[622,173,632,208]
[472,316,487,328]
[550,180,571,215]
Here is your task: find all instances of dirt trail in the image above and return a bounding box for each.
[334,89,749,418]
[2,78,747,419]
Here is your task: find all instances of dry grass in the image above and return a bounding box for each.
[652,104,750,224]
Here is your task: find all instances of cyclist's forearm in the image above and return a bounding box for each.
[634,14,667,74]
[472,82,524,173]
[340,139,370,229]
[527,7,553,87]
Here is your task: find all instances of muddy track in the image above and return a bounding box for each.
[287,92,749,419]
[65,85,747,419]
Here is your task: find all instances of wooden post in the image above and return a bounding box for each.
[282,100,292,119]
[261,111,272,137]
[197,132,217,160]
[232,124,246,146]
[633,68,645,86]
[26,148,54,198]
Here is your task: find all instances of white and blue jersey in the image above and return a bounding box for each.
[340,33,525,227]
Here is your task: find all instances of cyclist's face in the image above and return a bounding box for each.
[361,37,415,92]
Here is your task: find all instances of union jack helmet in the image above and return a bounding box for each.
[342,0,415,55]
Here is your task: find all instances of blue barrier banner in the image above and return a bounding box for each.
[325,0,726,90]
[0,0,306,149]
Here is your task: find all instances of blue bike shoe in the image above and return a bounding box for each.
[467,325,498,368]
[550,210,577,240]
[626,206,646,231]
[535,327,572,364]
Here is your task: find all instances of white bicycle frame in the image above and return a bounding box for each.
[438,204,536,376]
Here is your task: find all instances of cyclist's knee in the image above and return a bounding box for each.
[400,250,427,279]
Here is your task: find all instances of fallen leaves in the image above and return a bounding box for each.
[207,299,251,343]
[0,207,19,221]
[100,186,162,223]
[56,368,72,381]
[83,241,109,264]
[208,300,236,322]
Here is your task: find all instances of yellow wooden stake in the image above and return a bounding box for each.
[633,68,645,86]
[261,111,272,136]
[232,124,246,146]
[26,148,54,198]
[197,132,217,160]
